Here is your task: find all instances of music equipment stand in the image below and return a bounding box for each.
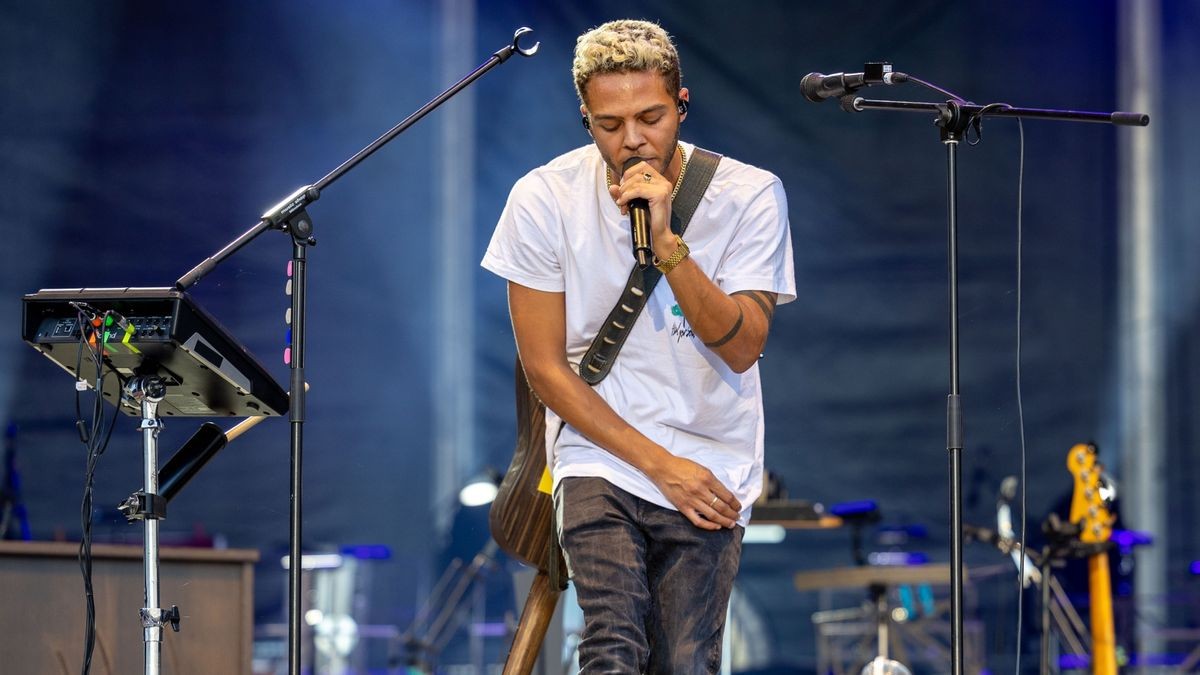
[123,375,177,675]
[26,30,539,675]
[23,287,289,675]
[799,564,969,674]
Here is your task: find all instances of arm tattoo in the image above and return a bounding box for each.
[704,305,744,348]
[733,290,777,322]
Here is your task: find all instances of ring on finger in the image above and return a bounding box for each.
[642,172,653,182]
[709,495,719,508]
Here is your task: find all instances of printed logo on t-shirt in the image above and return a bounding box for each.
[670,320,696,343]
[669,304,695,342]
[667,319,696,341]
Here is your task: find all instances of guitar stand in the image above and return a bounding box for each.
[116,375,181,675]
[1037,513,1112,675]
[390,539,500,673]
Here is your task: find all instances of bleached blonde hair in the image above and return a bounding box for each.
[572,19,681,105]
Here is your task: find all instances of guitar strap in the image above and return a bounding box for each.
[578,147,722,384]
[546,147,722,591]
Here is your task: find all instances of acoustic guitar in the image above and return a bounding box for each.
[1067,442,1118,675]
[488,363,568,675]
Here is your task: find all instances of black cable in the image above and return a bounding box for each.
[88,316,106,675]
[1012,116,1029,675]
[903,74,969,103]
[951,103,1030,672]
[79,440,98,674]
[73,310,123,675]
[966,103,1015,147]
[75,314,98,675]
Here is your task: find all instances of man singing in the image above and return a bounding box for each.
[482,19,795,673]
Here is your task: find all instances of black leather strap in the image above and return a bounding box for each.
[579,147,721,385]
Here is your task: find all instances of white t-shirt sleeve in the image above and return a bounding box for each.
[481,172,565,293]
[714,176,796,304]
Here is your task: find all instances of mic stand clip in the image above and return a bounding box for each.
[117,491,168,522]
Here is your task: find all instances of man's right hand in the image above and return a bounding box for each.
[508,281,743,532]
[648,454,741,530]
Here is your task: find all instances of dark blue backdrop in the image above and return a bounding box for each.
[2,1,1196,671]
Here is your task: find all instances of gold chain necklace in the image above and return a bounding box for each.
[605,144,689,201]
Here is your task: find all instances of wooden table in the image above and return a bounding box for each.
[0,540,258,674]
[794,562,961,591]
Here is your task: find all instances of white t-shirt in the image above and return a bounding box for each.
[482,142,795,525]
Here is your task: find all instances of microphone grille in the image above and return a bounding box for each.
[799,72,826,103]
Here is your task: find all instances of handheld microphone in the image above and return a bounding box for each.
[800,63,907,102]
[623,157,653,268]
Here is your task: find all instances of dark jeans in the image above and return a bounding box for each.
[556,476,744,674]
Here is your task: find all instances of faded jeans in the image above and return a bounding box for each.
[556,476,744,674]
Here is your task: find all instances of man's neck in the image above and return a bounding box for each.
[663,143,683,187]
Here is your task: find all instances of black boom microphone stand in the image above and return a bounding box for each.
[173,28,538,674]
[801,62,1149,675]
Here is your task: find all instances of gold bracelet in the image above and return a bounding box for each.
[653,235,690,275]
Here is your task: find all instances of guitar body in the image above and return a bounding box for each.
[1067,442,1118,675]
[489,362,567,674]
